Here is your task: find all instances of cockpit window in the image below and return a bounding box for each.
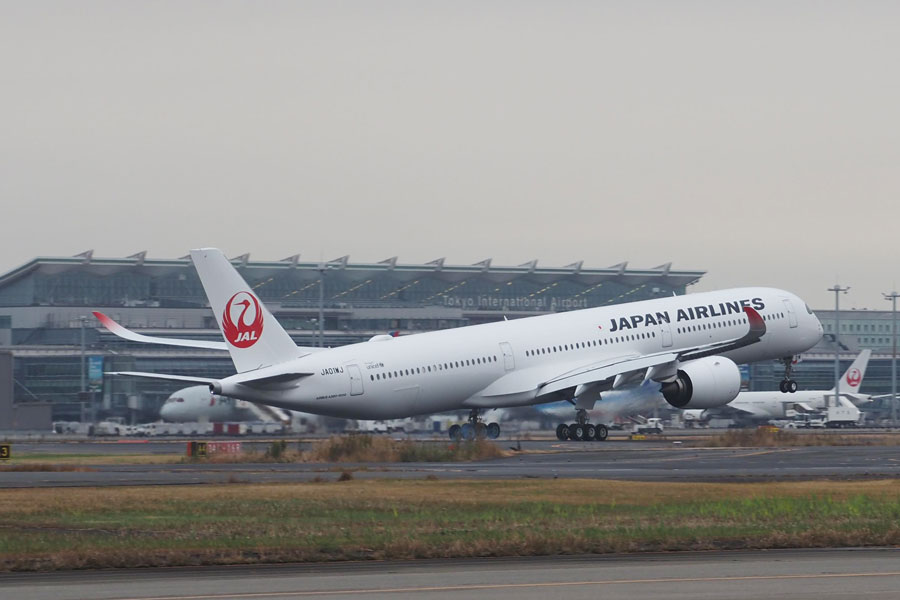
[805,304,814,315]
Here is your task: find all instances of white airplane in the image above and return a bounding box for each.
[684,350,873,423]
[160,386,257,422]
[95,248,823,442]
[160,385,298,423]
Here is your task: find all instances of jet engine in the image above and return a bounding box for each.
[660,356,740,409]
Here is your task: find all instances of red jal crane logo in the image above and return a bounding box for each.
[223,292,264,348]
[846,368,862,388]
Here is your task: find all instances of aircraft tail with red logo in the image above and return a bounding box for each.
[833,349,871,394]
[190,248,300,373]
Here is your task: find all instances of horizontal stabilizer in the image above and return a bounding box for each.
[842,393,873,405]
[109,371,219,385]
[236,372,313,387]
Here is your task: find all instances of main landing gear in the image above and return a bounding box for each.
[555,408,609,442]
[448,409,501,441]
[779,356,798,393]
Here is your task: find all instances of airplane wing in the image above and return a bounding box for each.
[109,372,219,385]
[94,312,326,354]
[720,403,769,418]
[466,306,765,407]
[94,312,229,350]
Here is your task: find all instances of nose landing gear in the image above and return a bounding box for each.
[448,409,501,441]
[555,408,609,442]
[779,356,798,393]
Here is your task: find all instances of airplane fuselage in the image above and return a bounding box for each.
[218,287,822,419]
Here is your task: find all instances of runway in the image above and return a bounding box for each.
[3,439,900,487]
[3,549,899,599]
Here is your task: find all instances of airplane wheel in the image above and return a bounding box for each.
[556,424,569,440]
[461,423,475,441]
[568,423,585,441]
[788,380,798,393]
[594,424,609,441]
[474,422,487,439]
[448,424,462,441]
[486,422,500,439]
[779,380,788,393]
[584,424,596,441]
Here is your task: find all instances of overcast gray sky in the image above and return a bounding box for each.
[1,1,897,309]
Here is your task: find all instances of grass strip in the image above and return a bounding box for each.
[1,479,900,571]
[700,429,900,447]
[2,438,508,467]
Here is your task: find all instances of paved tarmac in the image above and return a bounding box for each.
[3,439,900,487]
[3,548,899,599]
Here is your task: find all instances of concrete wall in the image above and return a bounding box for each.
[0,351,52,431]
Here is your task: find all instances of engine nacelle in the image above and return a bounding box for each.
[660,356,741,409]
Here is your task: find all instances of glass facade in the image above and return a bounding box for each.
[1,259,691,312]
[816,310,899,352]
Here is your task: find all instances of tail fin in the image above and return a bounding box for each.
[836,349,871,393]
[190,248,299,373]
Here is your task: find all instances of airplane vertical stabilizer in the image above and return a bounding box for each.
[835,349,871,393]
[190,248,299,373]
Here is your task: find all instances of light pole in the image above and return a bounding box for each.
[317,264,326,348]
[884,291,899,428]
[79,316,86,393]
[79,315,87,422]
[827,285,849,407]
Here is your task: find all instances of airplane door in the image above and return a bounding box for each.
[783,299,798,328]
[659,321,673,348]
[347,364,364,396]
[499,342,515,371]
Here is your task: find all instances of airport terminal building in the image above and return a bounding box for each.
[0,252,897,429]
[0,252,704,427]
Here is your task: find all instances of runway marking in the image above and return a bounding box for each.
[108,571,900,599]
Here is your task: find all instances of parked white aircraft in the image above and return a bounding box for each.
[160,385,297,423]
[684,350,873,423]
[95,248,823,441]
[160,386,259,422]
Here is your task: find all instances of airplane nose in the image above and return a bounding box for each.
[160,403,174,421]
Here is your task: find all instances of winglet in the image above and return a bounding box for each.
[743,306,766,340]
[679,306,766,361]
[93,311,121,334]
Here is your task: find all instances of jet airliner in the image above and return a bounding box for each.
[96,249,823,441]
[160,386,246,422]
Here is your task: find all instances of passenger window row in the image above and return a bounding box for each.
[676,316,748,334]
[524,331,658,358]
[370,355,499,381]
